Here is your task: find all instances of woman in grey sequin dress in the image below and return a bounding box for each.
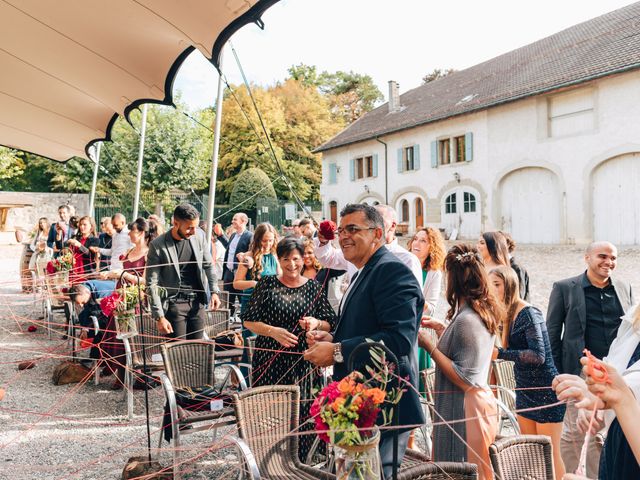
[419,244,502,480]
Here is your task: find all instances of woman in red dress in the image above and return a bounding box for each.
[66,216,98,284]
[100,218,157,389]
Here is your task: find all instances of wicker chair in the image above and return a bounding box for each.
[121,312,169,420]
[491,359,520,435]
[398,460,478,479]
[231,385,335,479]
[159,340,246,480]
[42,271,70,340]
[489,435,554,480]
[203,308,244,364]
[218,290,230,310]
[203,308,232,338]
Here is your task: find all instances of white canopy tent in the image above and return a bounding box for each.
[0,0,279,161]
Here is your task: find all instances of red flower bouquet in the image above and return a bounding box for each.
[319,220,337,241]
[99,292,122,318]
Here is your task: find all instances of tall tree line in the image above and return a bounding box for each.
[0,65,383,206]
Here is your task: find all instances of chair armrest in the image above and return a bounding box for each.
[159,372,181,440]
[489,384,516,401]
[229,437,261,480]
[495,398,520,434]
[89,315,100,335]
[217,363,248,391]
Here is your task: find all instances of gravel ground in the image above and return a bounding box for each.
[1,242,639,479]
[0,244,239,480]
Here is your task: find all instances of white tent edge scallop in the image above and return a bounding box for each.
[0,0,281,163]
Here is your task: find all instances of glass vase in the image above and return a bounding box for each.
[333,428,381,480]
[116,309,138,338]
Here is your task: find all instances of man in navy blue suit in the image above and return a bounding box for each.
[305,203,424,479]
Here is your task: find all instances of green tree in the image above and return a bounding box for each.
[287,64,384,124]
[422,68,456,84]
[0,147,25,184]
[287,63,319,87]
[218,80,343,203]
[229,167,277,219]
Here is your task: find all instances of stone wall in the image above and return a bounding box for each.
[0,191,90,233]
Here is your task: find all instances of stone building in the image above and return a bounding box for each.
[317,3,640,244]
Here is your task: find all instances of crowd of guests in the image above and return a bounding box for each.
[28,201,640,480]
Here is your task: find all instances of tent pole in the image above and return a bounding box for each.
[132,104,148,220]
[206,51,225,241]
[88,142,101,217]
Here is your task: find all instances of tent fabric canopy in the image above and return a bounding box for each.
[0,0,279,162]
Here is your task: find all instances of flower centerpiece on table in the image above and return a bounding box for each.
[311,346,404,480]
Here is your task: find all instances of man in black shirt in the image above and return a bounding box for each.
[146,203,221,339]
[547,241,633,477]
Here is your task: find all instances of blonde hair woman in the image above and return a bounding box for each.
[490,266,565,479]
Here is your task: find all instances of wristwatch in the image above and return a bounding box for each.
[333,343,344,364]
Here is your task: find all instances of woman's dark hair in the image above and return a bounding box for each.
[129,217,156,243]
[499,231,516,254]
[74,215,96,238]
[276,236,304,259]
[444,244,504,335]
[173,203,200,221]
[482,231,510,266]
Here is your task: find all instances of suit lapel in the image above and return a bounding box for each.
[573,276,587,331]
[165,233,180,277]
[612,277,631,312]
[339,266,369,315]
[190,234,202,269]
[334,247,386,335]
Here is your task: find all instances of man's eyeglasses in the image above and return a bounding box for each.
[337,225,376,236]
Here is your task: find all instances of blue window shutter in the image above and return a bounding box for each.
[465,132,473,162]
[349,158,355,181]
[430,141,438,168]
[329,164,337,184]
[413,144,420,170]
[372,154,378,177]
[397,148,403,173]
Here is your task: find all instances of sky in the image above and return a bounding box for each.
[173,0,637,110]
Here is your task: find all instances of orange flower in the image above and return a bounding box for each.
[338,378,355,395]
[332,397,346,413]
[363,387,386,405]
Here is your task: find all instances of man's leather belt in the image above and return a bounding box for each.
[172,291,198,301]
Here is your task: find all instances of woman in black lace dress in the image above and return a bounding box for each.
[490,266,566,478]
[241,237,336,462]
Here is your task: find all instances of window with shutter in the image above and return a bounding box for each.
[465,132,473,162]
[328,164,337,184]
[454,135,466,162]
[431,141,438,168]
[439,139,451,165]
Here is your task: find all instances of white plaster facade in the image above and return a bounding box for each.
[320,69,640,245]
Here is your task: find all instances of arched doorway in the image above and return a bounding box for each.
[499,167,561,244]
[592,153,640,244]
[441,187,481,238]
[415,198,424,229]
[400,199,410,223]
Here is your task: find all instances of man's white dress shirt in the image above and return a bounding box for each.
[99,227,133,271]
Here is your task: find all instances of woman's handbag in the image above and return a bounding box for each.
[214,329,243,352]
